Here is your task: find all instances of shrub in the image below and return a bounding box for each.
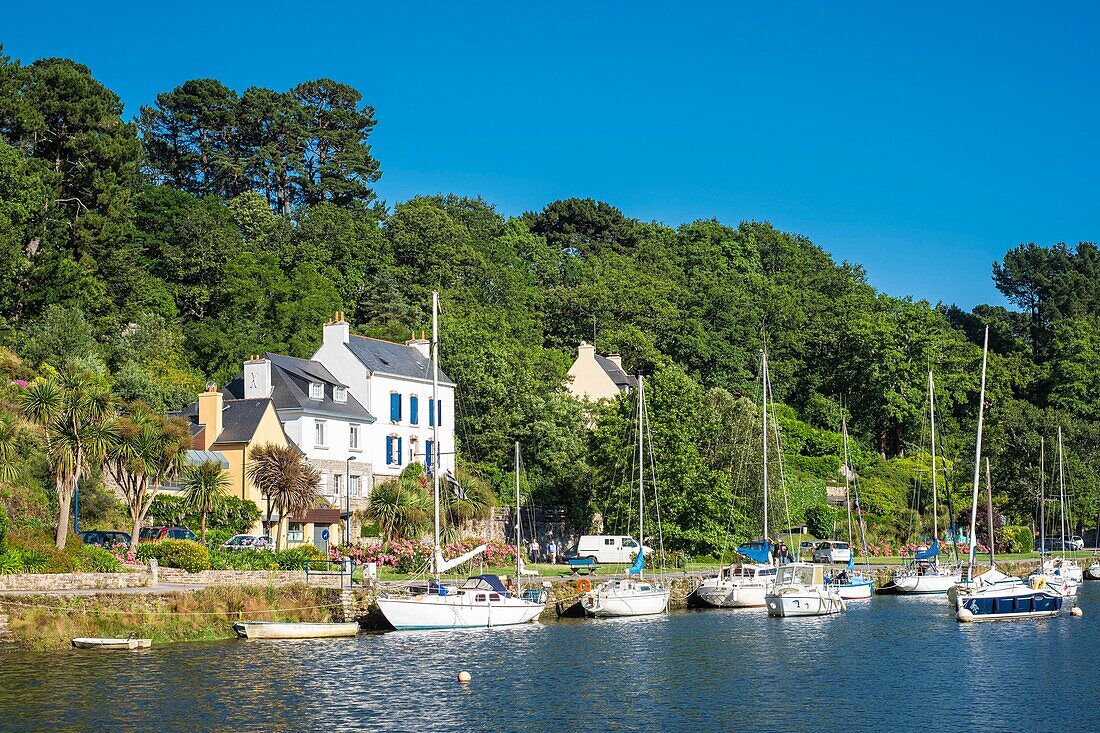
[805,504,843,539]
[208,548,279,571]
[0,505,9,551]
[0,550,21,574]
[19,549,49,573]
[1001,525,1033,554]
[204,528,233,551]
[274,545,324,571]
[135,542,161,563]
[146,495,261,535]
[76,545,121,573]
[155,540,211,573]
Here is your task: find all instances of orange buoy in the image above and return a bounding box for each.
[576,578,593,593]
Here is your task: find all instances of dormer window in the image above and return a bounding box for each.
[334,386,347,403]
[309,383,323,400]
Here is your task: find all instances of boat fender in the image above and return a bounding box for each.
[576,578,593,593]
[956,608,975,622]
[1031,576,1047,590]
[1071,606,1083,617]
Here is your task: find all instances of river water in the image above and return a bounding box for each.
[2,582,1096,732]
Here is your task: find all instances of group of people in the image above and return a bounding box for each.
[770,539,794,564]
[528,537,559,564]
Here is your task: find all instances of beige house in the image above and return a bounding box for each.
[176,387,341,549]
[566,342,636,401]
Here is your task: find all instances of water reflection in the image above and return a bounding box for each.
[1,584,1096,731]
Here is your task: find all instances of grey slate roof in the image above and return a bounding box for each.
[595,355,637,390]
[224,353,375,422]
[211,399,273,445]
[345,335,455,386]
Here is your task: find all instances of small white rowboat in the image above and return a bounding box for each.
[72,637,152,650]
[232,621,359,639]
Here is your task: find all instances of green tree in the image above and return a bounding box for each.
[182,460,231,543]
[245,443,322,551]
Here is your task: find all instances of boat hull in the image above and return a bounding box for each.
[950,584,1063,621]
[892,572,960,595]
[765,589,846,617]
[583,586,670,617]
[232,622,360,639]
[1086,563,1100,580]
[71,637,151,650]
[376,595,544,630]
[695,579,768,608]
[830,577,874,600]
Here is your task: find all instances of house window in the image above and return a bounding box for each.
[349,423,360,450]
[390,392,402,422]
[332,474,343,497]
[315,419,327,447]
[429,398,442,427]
[349,475,360,497]
[410,395,419,425]
[309,383,323,400]
[334,386,347,403]
[385,435,402,466]
[287,523,305,543]
[426,440,433,472]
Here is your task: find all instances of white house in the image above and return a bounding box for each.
[311,313,457,481]
[566,341,636,401]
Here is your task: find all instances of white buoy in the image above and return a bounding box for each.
[458,670,472,683]
[1071,606,1083,617]
[956,608,975,623]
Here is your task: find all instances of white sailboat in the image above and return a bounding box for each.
[949,327,1064,622]
[765,562,846,617]
[375,293,546,631]
[1029,429,1082,596]
[697,350,778,609]
[892,371,961,595]
[582,375,671,617]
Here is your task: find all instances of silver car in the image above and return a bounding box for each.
[812,540,852,564]
[220,534,275,551]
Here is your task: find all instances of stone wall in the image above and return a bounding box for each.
[0,571,153,592]
[157,568,344,586]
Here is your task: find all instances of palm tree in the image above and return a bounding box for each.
[246,443,323,551]
[182,460,231,544]
[363,479,433,542]
[106,406,191,553]
[20,366,118,550]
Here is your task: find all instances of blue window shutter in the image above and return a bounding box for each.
[428,398,435,427]
[385,435,393,465]
[397,437,403,465]
[437,400,443,427]
[426,440,433,471]
[410,395,419,425]
[390,393,401,422]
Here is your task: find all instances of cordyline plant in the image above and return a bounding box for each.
[183,460,232,544]
[20,366,118,550]
[106,404,191,553]
[246,443,323,552]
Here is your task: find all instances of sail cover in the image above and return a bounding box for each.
[738,541,772,564]
[915,539,939,561]
[626,549,645,575]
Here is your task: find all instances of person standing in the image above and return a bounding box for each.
[547,538,558,565]
[529,538,541,563]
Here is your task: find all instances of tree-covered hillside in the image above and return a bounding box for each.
[2,46,1098,554]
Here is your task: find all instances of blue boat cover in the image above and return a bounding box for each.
[627,549,645,575]
[738,541,772,564]
[915,539,939,561]
[469,574,510,595]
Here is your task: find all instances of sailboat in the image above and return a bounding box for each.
[826,412,874,601]
[1029,429,1082,595]
[696,350,778,608]
[581,375,671,617]
[949,327,1063,622]
[374,293,546,630]
[891,371,961,594]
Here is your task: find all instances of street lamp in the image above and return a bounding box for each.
[345,456,357,545]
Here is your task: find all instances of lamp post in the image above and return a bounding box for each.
[345,456,356,546]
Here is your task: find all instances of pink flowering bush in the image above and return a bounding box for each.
[330,537,518,573]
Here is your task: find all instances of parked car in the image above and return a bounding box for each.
[220,534,275,551]
[813,540,852,564]
[574,535,654,565]
[77,530,131,547]
[1037,537,1084,552]
[798,540,817,558]
[138,526,198,542]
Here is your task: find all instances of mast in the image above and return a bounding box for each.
[1058,427,1067,561]
[984,458,995,566]
[841,411,855,547]
[515,441,522,593]
[929,371,940,546]
[966,327,990,582]
[1040,437,1046,558]
[762,350,769,545]
[638,375,645,580]
[431,290,441,580]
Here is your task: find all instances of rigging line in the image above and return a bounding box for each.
[764,360,794,540]
[642,382,665,571]
[930,384,961,564]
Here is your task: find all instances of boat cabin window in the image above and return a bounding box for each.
[475,594,486,602]
[489,594,500,601]
[760,568,777,577]
[638,584,651,591]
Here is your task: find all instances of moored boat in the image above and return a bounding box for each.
[1086,560,1100,580]
[231,621,360,639]
[71,637,152,650]
[765,563,846,617]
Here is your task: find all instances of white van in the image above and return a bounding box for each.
[574,535,653,565]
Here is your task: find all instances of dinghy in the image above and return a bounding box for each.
[72,637,152,650]
[232,621,360,639]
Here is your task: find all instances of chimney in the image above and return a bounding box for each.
[244,356,272,399]
[323,310,349,346]
[406,331,430,360]
[606,354,622,369]
[197,383,224,450]
[578,341,595,361]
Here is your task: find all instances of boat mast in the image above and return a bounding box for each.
[431,290,441,581]
[966,327,990,582]
[761,350,769,546]
[1058,427,1067,562]
[841,411,855,547]
[1040,437,1045,559]
[929,371,940,547]
[515,440,522,593]
[984,458,995,566]
[638,375,645,580]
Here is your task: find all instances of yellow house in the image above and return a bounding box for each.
[182,386,340,549]
[566,341,637,401]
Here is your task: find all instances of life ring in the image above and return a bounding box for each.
[576,578,593,593]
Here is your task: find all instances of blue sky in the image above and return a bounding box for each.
[4,2,1098,309]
